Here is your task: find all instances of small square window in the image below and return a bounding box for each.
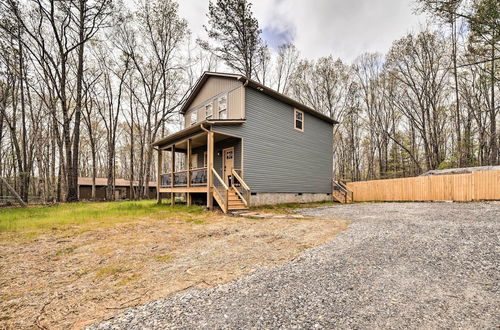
[294,109,304,132]
[205,103,213,119]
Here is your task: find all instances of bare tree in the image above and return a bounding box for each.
[386,30,451,170]
[274,43,300,94]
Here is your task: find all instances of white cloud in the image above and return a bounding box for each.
[178,0,425,63]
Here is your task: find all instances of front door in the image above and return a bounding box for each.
[222,147,234,185]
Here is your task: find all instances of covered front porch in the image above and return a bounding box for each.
[154,122,250,213]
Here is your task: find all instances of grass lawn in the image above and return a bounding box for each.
[0,200,346,329]
[0,200,203,237]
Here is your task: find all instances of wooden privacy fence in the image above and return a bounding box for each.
[346,170,500,202]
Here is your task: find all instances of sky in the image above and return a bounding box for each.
[178,0,426,63]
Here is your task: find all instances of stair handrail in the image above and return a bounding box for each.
[231,169,250,207]
[333,180,353,203]
[333,180,348,193]
[340,180,353,202]
[338,180,348,191]
[212,168,228,190]
[211,168,228,212]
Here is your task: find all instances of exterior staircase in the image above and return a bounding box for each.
[332,180,353,204]
[211,168,250,213]
[227,188,248,211]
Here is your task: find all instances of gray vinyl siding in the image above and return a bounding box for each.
[213,138,241,177]
[212,87,333,193]
[192,138,241,176]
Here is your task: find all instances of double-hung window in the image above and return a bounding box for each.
[205,103,213,119]
[190,110,198,125]
[294,109,304,132]
[218,95,227,119]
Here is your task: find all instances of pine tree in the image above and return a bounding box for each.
[200,0,266,79]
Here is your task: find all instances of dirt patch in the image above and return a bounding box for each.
[0,210,346,329]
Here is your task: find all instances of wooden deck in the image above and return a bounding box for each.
[159,186,208,193]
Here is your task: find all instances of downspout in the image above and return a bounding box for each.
[200,123,210,133]
[237,77,249,178]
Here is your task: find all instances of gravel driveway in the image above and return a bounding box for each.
[90,202,500,329]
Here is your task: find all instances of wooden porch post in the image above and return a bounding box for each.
[171,145,175,206]
[207,132,214,209]
[187,138,192,206]
[157,148,162,204]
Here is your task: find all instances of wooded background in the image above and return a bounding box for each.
[0,0,498,203]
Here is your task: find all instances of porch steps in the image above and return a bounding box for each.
[332,190,352,204]
[227,189,248,212]
[332,180,353,204]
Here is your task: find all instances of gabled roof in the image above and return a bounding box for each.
[180,72,339,125]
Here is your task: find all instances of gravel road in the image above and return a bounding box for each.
[90,202,500,329]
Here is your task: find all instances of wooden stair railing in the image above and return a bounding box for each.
[211,168,250,213]
[332,180,353,204]
[211,168,229,213]
[231,169,250,207]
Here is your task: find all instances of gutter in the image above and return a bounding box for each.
[200,123,210,133]
[238,76,249,88]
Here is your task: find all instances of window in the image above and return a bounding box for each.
[294,109,304,132]
[218,95,227,119]
[205,103,213,119]
[190,154,198,169]
[203,152,207,167]
[190,110,198,125]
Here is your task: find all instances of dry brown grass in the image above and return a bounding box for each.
[0,203,346,330]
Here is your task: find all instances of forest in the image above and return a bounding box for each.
[0,0,498,203]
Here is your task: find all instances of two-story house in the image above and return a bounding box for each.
[153,72,338,213]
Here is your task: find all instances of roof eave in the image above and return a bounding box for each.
[243,79,339,125]
[151,119,246,148]
[178,71,339,125]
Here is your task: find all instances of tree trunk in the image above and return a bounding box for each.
[67,0,87,202]
[489,44,498,165]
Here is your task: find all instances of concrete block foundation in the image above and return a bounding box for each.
[249,193,333,206]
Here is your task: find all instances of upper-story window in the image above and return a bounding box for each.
[218,95,227,119]
[190,110,198,125]
[205,103,213,119]
[294,109,304,132]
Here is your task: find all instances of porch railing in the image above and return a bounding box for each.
[161,167,207,188]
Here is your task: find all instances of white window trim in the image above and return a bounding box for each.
[190,110,198,126]
[205,103,213,119]
[294,109,304,132]
[218,94,228,119]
